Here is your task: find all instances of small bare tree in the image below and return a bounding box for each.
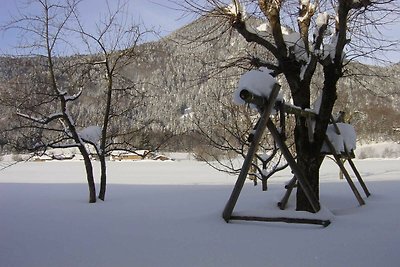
[70,0,167,201]
[193,88,289,189]
[3,0,97,202]
[2,0,166,202]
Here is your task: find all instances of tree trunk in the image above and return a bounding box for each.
[295,64,340,212]
[98,63,112,201]
[98,154,107,201]
[293,116,324,212]
[79,147,96,203]
[295,145,324,212]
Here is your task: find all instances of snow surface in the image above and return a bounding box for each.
[233,68,279,107]
[1,158,400,267]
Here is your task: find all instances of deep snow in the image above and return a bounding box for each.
[1,158,400,267]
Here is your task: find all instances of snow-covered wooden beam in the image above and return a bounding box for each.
[223,83,281,222]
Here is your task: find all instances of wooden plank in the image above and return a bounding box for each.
[230,215,331,227]
[267,120,321,212]
[278,176,297,210]
[222,84,281,222]
[325,136,365,206]
[343,145,370,197]
[283,104,317,118]
[346,156,371,197]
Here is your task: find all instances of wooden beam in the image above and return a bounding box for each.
[267,120,321,212]
[222,84,281,222]
[344,146,371,197]
[282,103,317,118]
[278,176,297,210]
[347,157,370,197]
[230,215,331,227]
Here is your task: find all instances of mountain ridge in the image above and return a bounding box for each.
[0,17,399,151]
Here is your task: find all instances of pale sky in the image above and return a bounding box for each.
[0,0,399,64]
[0,0,194,54]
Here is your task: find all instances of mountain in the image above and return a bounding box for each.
[0,16,399,152]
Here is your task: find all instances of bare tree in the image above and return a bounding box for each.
[184,0,399,212]
[2,0,171,202]
[70,1,168,201]
[3,0,97,202]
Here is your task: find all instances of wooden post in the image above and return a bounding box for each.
[344,146,371,197]
[325,137,365,206]
[346,157,370,197]
[222,84,281,222]
[277,176,297,210]
[339,159,345,180]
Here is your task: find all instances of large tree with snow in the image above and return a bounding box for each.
[185,0,399,212]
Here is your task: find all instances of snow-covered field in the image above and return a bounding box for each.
[1,157,400,267]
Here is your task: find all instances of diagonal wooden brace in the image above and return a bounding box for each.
[325,136,365,206]
[267,120,321,212]
[222,84,281,222]
[344,145,371,197]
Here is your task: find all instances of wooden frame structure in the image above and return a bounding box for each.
[222,85,370,227]
[278,127,371,210]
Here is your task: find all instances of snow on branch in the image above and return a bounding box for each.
[316,12,329,29]
[281,26,309,63]
[298,0,316,23]
[64,88,83,102]
[221,0,280,58]
[310,11,346,65]
[78,126,102,144]
[224,0,246,19]
[17,112,64,124]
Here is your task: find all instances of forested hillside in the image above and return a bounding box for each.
[0,16,399,153]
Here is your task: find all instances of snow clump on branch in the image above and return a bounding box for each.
[298,0,315,23]
[78,126,102,144]
[281,26,309,63]
[316,12,329,28]
[224,1,247,19]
